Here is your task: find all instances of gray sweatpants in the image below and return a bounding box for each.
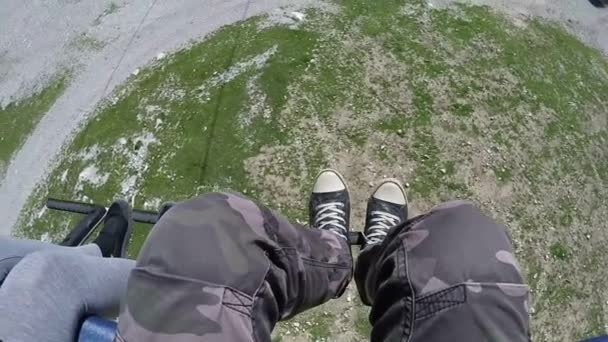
[0,238,135,342]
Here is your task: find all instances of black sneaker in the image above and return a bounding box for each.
[93,200,133,258]
[308,169,350,241]
[363,179,408,248]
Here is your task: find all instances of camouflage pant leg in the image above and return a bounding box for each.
[117,193,352,342]
[354,200,531,342]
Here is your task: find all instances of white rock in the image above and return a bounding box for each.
[404,182,410,188]
[289,11,305,22]
[156,52,166,60]
[292,322,300,328]
[440,168,447,174]
[132,68,140,76]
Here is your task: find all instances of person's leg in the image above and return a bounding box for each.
[117,189,353,341]
[1,199,133,284]
[0,250,135,342]
[355,200,530,341]
[0,237,100,284]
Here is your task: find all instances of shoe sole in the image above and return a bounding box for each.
[107,200,134,258]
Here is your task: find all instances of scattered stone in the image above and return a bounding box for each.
[368,182,374,187]
[346,295,352,302]
[404,182,410,188]
[292,322,300,328]
[380,145,386,150]
[306,321,313,326]
[397,129,404,136]
[586,234,591,240]
[289,11,305,22]
[156,52,166,60]
[132,68,140,76]
[440,168,447,174]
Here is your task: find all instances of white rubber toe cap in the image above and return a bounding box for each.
[313,170,347,193]
[372,180,407,205]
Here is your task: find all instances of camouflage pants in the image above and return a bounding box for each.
[117,194,530,342]
[355,200,531,341]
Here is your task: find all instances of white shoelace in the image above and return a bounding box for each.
[313,202,347,239]
[365,211,400,245]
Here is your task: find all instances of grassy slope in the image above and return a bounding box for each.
[0,74,70,174]
[16,1,608,340]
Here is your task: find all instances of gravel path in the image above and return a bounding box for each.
[0,0,606,235]
[0,0,316,235]
[437,0,608,52]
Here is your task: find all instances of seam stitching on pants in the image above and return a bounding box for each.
[224,303,252,317]
[414,284,467,321]
[132,268,255,300]
[402,239,415,342]
[250,258,271,342]
[226,288,249,306]
[302,258,351,269]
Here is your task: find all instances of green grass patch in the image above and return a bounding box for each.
[93,2,122,26]
[70,33,106,51]
[355,306,372,337]
[0,73,70,172]
[550,242,570,261]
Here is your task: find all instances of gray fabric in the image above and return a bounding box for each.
[0,237,100,284]
[117,192,352,342]
[355,200,531,341]
[0,247,135,342]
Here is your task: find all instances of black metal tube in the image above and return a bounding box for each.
[47,198,96,214]
[47,198,366,245]
[47,198,159,224]
[132,210,158,224]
